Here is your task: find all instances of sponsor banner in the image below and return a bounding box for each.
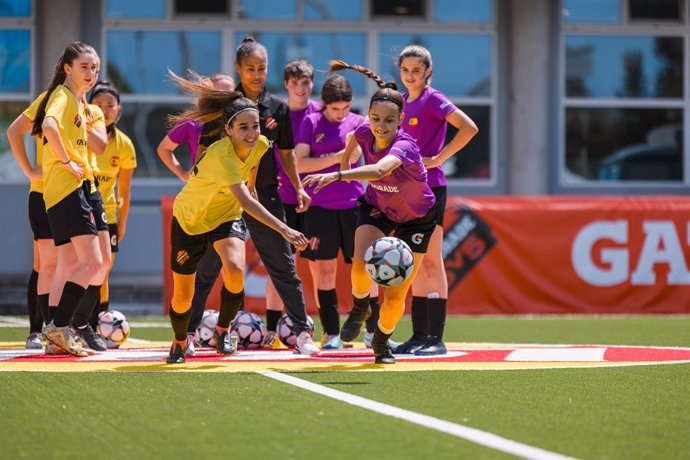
[161,196,690,315]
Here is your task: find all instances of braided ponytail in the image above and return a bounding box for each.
[328,60,403,111]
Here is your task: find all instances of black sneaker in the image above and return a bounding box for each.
[393,335,427,354]
[214,330,238,355]
[372,342,396,364]
[340,304,371,342]
[74,325,107,352]
[415,338,447,356]
[166,342,186,364]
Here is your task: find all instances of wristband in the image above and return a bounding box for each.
[60,159,70,165]
[337,171,342,181]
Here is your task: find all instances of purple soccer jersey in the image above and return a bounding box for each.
[276,100,322,205]
[296,111,364,209]
[402,87,457,187]
[355,122,435,223]
[167,118,204,164]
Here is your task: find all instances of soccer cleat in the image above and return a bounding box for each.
[393,335,427,354]
[414,337,448,356]
[214,330,238,355]
[25,332,43,350]
[45,341,67,355]
[363,331,399,350]
[339,303,371,342]
[372,342,396,364]
[294,331,319,355]
[260,330,278,348]
[74,325,107,352]
[166,341,187,364]
[42,322,91,357]
[186,333,196,357]
[322,334,343,350]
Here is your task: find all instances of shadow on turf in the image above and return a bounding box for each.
[113,363,226,372]
[268,363,388,372]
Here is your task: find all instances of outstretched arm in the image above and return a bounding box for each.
[303,155,402,194]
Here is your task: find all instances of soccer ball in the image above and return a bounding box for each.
[97,310,130,346]
[364,236,414,287]
[194,310,219,347]
[277,314,315,348]
[230,311,266,350]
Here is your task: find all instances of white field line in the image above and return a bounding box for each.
[260,371,577,460]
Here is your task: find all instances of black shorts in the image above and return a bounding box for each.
[301,206,357,262]
[46,182,98,246]
[431,186,447,227]
[170,217,247,275]
[28,192,52,241]
[89,190,109,232]
[356,198,437,254]
[108,223,119,253]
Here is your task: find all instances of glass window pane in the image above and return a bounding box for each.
[565,107,683,182]
[238,0,296,20]
[118,102,190,178]
[434,0,492,23]
[380,34,491,97]
[444,105,491,180]
[235,32,366,97]
[0,0,30,16]
[372,0,424,18]
[106,0,166,18]
[305,0,362,21]
[629,0,681,21]
[0,101,31,180]
[106,31,221,94]
[565,36,683,99]
[563,0,620,24]
[175,0,229,15]
[0,30,30,93]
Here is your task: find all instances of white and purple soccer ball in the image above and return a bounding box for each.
[231,311,267,350]
[364,236,414,287]
[277,314,315,348]
[97,310,130,346]
[194,310,219,347]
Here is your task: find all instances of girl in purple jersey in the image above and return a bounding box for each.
[303,61,437,364]
[395,45,478,356]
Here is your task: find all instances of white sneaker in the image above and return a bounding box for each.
[294,331,319,355]
[25,332,43,349]
[186,333,196,357]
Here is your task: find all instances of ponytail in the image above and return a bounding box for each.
[328,60,403,112]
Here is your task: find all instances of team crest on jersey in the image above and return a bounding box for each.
[315,132,326,143]
[369,208,382,219]
[308,237,320,251]
[74,114,83,128]
[408,117,418,126]
[265,116,278,130]
[110,156,120,167]
[176,251,190,265]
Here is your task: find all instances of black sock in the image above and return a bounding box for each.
[52,282,87,328]
[27,270,42,333]
[48,306,57,322]
[427,298,447,340]
[352,294,370,312]
[89,301,109,330]
[266,309,282,332]
[71,285,102,329]
[372,325,392,346]
[411,296,429,339]
[38,294,50,328]
[317,289,340,336]
[218,287,243,329]
[365,296,380,333]
[169,307,192,341]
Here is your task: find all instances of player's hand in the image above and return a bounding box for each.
[283,227,308,251]
[302,172,336,194]
[63,160,84,180]
[422,155,442,169]
[28,165,43,180]
[295,188,311,213]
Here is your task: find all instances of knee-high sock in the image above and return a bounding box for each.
[218,287,244,329]
[266,309,282,333]
[365,296,380,334]
[52,282,87,328]
[427,298,447,340]
[410,296,429,339]
[71,285,102,329]
[169,307,192,341]
[317,289,340,336]
[27,270,42,333]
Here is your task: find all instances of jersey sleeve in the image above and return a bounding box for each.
[43,89,69,130]
[22,92,46,122]
[428,90,457,120]
[119,132,138,169]
[167,119,191,144]
[294,114,314,145]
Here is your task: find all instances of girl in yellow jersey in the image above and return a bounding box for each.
[165,72,308,364]
[30,42,109,356]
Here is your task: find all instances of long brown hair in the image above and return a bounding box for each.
[31,42,98,136]
[168,70,257,138]
[329,60,403,112]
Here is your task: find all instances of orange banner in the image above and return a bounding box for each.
[161,196,690,315]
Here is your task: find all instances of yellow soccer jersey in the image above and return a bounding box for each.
[22,92,46,194]
[94,128,137,223]
[86,104,106,194]
[41,85,90,210]
[173,135,269,236]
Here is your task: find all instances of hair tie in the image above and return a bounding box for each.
[226,107,259,126]
[371,95,403,110]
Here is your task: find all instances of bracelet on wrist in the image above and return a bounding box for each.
[60,159,70,165]
[336,171,342,181]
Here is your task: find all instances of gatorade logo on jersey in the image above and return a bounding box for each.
[440,102,451,109]
[408,117,418,126]
[74,114,82,128]
[176,251,190,266]
[315,133,326,143]
[110,156,120,167]
[265,116,278,130]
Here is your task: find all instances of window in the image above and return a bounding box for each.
[0,0,30,16]
[105,0,166,18]
[0,29,30,93]
[305,0,362,21]
[0,101,30,180]
[238,0,296,20]
[174,0,229,15]
[563,0,620,24]
[372,0,424,18]
[629,0,682,21]
[433,0,492,23]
